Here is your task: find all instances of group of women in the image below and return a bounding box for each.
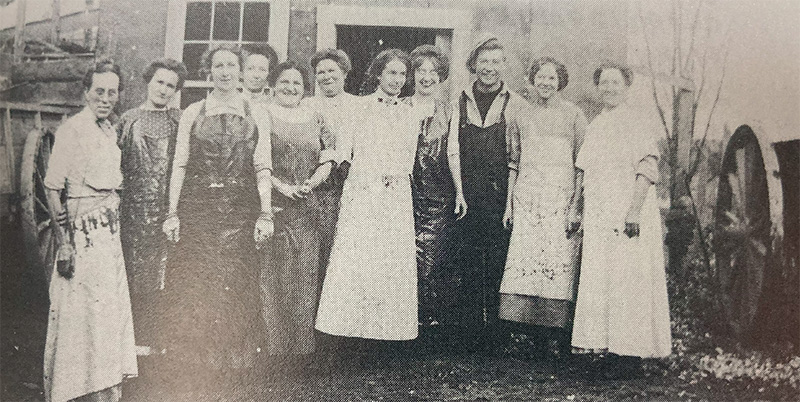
[42,33,671,401]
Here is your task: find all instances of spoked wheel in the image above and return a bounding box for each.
[714,127,771,340]
[20,128,57,286]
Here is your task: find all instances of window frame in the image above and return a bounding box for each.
[164,0,289,101]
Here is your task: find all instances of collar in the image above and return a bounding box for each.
[372,88,400,105]
[464,81,508,103]
[205,91,247,116]
[74,107,117,138]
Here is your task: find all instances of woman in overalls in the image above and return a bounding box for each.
[446,35,528,355]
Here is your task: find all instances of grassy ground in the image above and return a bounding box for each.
[3,217,799,401]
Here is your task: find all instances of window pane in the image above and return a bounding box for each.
[181,87,211,109]
[212,2,241,41]
[182,43,209,80]
[242,2,270,42]
[185,2,211,40]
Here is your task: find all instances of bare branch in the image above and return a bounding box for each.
[671,0,678,77]
[639,4,671,139]
[683,0,703,76]
[688,34,730,180]
[695,45,708,105]
[676,0,684,77]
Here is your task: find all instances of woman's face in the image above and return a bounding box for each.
[414,58,441,97]
[533,63,559,100]
[243,54,270,93]
[146,68,180,108]
[274,68,304,107]
[315,58,346,98]
[378,58,407,97]
[84,72,120,120]
[474,48,504,88]
[598,68,628,108]
[210,50,241,92]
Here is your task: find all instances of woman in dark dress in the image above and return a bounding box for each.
[403,45,454,334]
[261,61,335,358]
[161,44,273,388]
[117,58,186,355]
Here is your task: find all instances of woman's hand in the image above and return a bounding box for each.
[454,192,468,220]
[623,210,641,238]
[162,215,180,243]
[275,181,307,200]
[298,179,314,197]
[502,205,513,230]
[55,243,76,279]
[565,198,582,238]
[254,214,274,249]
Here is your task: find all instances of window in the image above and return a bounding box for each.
[165,0,289,107]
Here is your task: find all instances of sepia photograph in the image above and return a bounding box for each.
[0,0,798,400]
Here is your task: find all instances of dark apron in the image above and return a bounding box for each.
[452,90,512,345]
[164,99,262,365]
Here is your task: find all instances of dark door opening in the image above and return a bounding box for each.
[336,25,449,96]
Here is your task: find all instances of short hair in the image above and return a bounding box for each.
[359,48,411,96]
[142,58,188,90]
[593,60,633,86]
[267,60,311,93]
[528,57,569,91]
[241,43,279,72]
[311,48,352,76]
[466,38,504,74]
[199,44,245,77]
[410,44,450,83]
[82,59,123,92]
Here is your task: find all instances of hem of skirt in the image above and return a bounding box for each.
[314,327,418,341]
[498,293,573,328]
[571,345,671,359]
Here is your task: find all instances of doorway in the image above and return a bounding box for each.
[336,25,451,96]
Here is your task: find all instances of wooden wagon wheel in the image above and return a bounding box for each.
[20,128,58,285]
[714,126,772,339]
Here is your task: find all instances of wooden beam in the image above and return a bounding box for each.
[0,101,76,115]
[13,0,28,63]
[3,108,16,193]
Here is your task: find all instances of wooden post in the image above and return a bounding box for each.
[672,87,696,200]
[13,0,27,62]
[51,0,61,44]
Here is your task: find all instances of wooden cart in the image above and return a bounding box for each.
[714,124,800,345]
[1,101,78,284]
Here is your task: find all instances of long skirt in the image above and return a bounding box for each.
[499,162,580,329]
[261,210,319,355]
[571,184,671,358]
[119,199,167,348]
[315,177,418,341]
[44,194,137,402]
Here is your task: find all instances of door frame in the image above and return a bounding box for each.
[316,4,473,98]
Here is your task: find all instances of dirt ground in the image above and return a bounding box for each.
[0,218,794,401]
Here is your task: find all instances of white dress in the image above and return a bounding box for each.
[315,92,420,340]
[571,103,672,358]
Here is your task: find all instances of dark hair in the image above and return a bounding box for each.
[267,60,311,93]
[593,60,633,86]
[466,38,504,74]
[359,48,411,96]
[241,43,279,72]
[82,59,123,92]
[199,44,245,77]
[410,44,449,83]
[142,58,188,90]
[311,48,352,76]
[528,57,569,91]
